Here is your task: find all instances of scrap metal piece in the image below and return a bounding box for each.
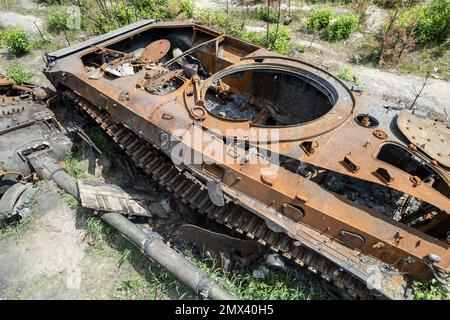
[178,224,264,267]
[101,212,236,300]
[0,182,36,225]
[138,39,171,64]
[76,127,103,155]
[0,74,13,88]
[397,110,450,167]
[104,63,134,77]
[0,84,73,201]
[142,69,182,92]
[78,180,170,218]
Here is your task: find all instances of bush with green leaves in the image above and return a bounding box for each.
[5,61,33,85]
[46,7,70,33]
[135,0,192,20]
[178,0,195,19]
[415,0,450,45]
[193,9,292,55]
[242,26,292,55]
[0,28,31,56]
[257,6,278,23]
[336,66,360,83]
[116,3,136,25]
[325,13,359,41]
[414,278,450,300]
[267,25,292,55]
[307,8,333,32]
[194,9,246,38]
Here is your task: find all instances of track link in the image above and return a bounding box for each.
[70,92,375,299]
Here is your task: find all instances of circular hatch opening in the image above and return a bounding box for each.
[204,69,336,127]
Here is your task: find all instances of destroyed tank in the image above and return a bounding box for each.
[43,20,449,299]
[0,75,73,224]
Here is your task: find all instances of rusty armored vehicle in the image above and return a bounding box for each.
[42,20,449,299]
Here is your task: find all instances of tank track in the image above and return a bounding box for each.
[67,91,378,300]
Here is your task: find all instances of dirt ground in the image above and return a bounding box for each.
[0,0,449,300]
[0,181,141,299]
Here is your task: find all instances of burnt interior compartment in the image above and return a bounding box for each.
[81,27,259,75]
[205,70,335,126]
[278,154,449,241]
[145,77,184,95]
[376,143,450,198]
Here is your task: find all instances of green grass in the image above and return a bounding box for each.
[0,216,33,241]
[114,278,153,299]
[25,195,38,210]
[58,189,79,209]
[185,250,326,300]
[296,44,308,53]
[62,152,87,180]
[32,36,65,52]
[83,215,196,300]
[0,194,37,241]
[414,277,450,300]
[83,214,323,300]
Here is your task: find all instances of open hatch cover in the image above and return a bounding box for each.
[397,110,450,167]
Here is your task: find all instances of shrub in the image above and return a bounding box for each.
[5,61,33,84]
[307,8,333,32]
[1,28,31,56]
[336,66,360,83]
[296,44,308,53]
[415,0,450,45]
[179,0,195,19]
[46,7,70,33]
[193,8,216,25]
[194,9,246,38]
[268,25,292,55]
[242,26,292,55]
[116,3,136,25]
[257,6,278,23]
[131,0,172,20]
[325,13,359,41]
[414,278,450,300]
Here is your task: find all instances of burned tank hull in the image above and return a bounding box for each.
[43,21,449,299]
[0,76,73,224]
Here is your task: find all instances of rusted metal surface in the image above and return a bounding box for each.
[138,39,171,64]
[397,109,450,168]
[70,92,410,299]
[0,74,13,88]
[178,224,264,267]
[43,21,449,299]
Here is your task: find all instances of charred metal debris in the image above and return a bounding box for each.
[1,20,449,300]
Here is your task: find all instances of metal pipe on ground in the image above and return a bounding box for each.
[31,158,235,300]
[101,211,235,300]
